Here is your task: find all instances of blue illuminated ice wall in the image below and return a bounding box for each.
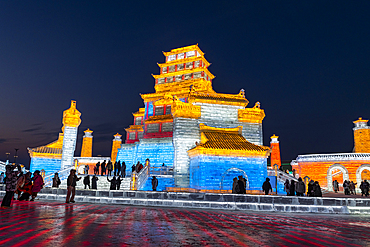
[189,155,267,190]
[30,157,62,175]
[116,138,174,174]
[141,176,175,191]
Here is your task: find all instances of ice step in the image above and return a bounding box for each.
[59,175,131,190]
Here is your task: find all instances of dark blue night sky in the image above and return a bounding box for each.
[1,1,370,167]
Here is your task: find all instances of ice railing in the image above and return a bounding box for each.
[130,160,150,190]
[267,168,299,183]
[43,166,75,187]
[0,161,6,173]
[149,166,174,175]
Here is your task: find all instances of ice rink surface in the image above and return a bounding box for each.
[0,200,369,246]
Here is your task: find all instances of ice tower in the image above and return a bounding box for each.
[117,44,270,190]
[28,100,81,173]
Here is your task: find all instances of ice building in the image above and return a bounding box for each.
[28,101,110,175]
[117,44,271,191]
[28,100,82,174]
[292,117,370,191]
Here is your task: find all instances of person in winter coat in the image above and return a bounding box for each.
[333,180,339,193]
[307,180,315,197]
[66,169,81,203]
[121,162,126,178]
[284,179,290,196]
[361,180,370,197]
[92,176,99,190]
[83,175,90,189]
[1,164,21,207]
[15,172,25,200]
[116,161,121,176]
[295,177,306,196]
[31,170,44,201]
[107,161,113,176]
[343,180,350,195]
[262,178,272,195]
[237,176,246,194]
[349,181,357,195]
[289,180,296,196]
[95,162,100,175]
[116,176,123,190]
[85,165,89,175]
[52,173,61,188]
[232,177,238,194]
[132,164,136,173]
[107,176,117,190]
[101,161,106,176]
[313,181,322,197]
[18,172,33,201]
[152,176,158,191]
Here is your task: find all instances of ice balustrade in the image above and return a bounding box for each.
[149,166,174,175]
[44,165,75,187]
[267,167,299,183]
[130,160,150,190]
[0,161,6,173]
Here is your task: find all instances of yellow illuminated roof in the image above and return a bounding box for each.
[163,44,204,57]
[84,128,93,133]
[354,117,368,124]
[145,114,173,124]
[188,124,270,158]
[153,67,215,80]
[125,125,144,132]
[133,108,145,117]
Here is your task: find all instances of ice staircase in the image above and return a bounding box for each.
[59,175,131,190]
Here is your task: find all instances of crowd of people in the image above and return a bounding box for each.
[1,164,44,208]
[333,179,369,197]
[92,160,127,177]
[283,178,322,197]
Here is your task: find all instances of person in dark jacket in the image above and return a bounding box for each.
[101,161,106,176]
[152,176,158,191]
[107,176,117,190]
[107,161,113,176]
[132,164,136,173]
[289,180,296,196]
[83,175,90,189]
[116,161,121,176]
[92,176,99,190]
[1,164,21,207]
[116,175,123,190]
[121,162,126,178]
[237,176,246,194]
[262,178,272,195]
[66,169,81,203]
[95,162,100,175]
[295,177,306,196]
[232,177,238,194]
[307,180,314,197]
[313,181,322,197]
[52,173,61,188]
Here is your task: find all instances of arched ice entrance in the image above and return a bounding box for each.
[220,168,249,190]
[327,164,349,191]
[356,164,370,189]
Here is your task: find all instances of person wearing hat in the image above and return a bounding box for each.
[66,169,81,203]
[1,164,21,207]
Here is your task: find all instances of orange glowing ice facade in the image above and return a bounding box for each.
[270,134,281,167]
[292,117,370,191]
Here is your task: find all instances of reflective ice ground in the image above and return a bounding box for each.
[1,201,370,246]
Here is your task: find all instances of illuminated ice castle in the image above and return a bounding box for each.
[117,44,271,191]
